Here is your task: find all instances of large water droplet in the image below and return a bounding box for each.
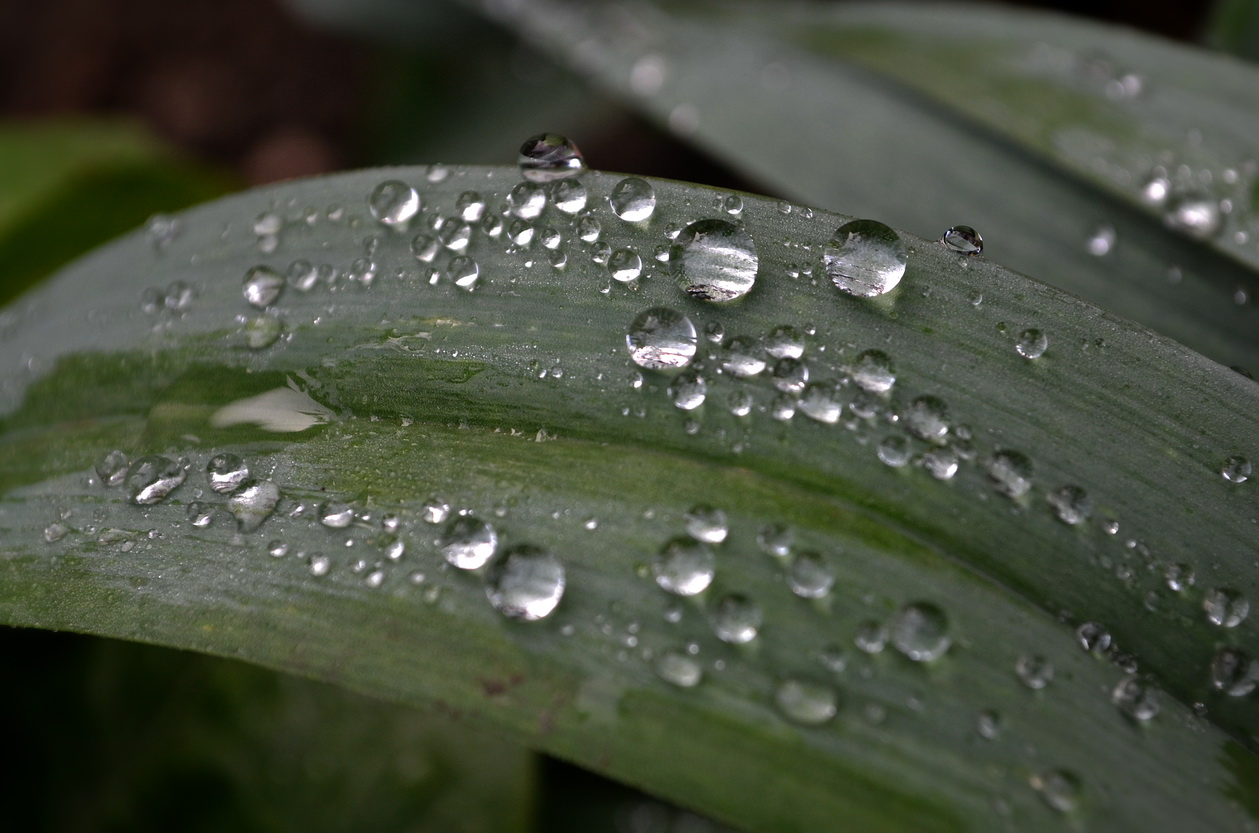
[518,133,586,183]
[1203,587,1249,628]
[1030,769,1082,813]
[824,219,908,297]
[774,679,838,725]
[1111,675,1159,721]
[440,514,499,570]
[243,266,284,308]
[228,480,280,531]
[608,248,643,282]
[940,225,983,256]
[1047,485,1092,525]
[671,219,758,302]
[851,349,895,393]
[684,505,728,543]
[904,395,949,441]
[96,450,129,487]
[1016,328,1049,359]
[988,450,1034,498]
[889,602,951,661]
[486,544,565,621]
[788,552,834,599]
[626,307,697,370]
[369,180,422,228]
[654,538,716,596]
[206,453,250,494]
[1222,455,1252,483]
[609,177,655,222]
[1015,654,1054,689]
[125,455,187,505]
[507,181,547,220]
[710,593,761,644]
[798,381,843,424]
[1211,646,1258,696]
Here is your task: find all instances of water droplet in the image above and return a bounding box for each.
[576,216,601,243]
[788,552,835,599]
[1141,175,1171,205]
[1164,562,1194,591]
[851,349,895,392]
[722,194,744,215]
[439,514,498,570]
[655,650,703,687]
[940,225,983,256]
[319,500,354,529]
[422,497,451,524]
[518,133,586,183]
[1030,769,1082,813]
[1016,328,1049,359]
[667,370,707,410]
[608,248,643,282]
[770,357,809,394]
[369,180,422,228]
[798,381,843,424]
[551,179,588,214]
[268,540,289,558]
[855,620,888,654]
[185,501,211,527]
[1075,622,1111,655]
[770,394,796,421]
[684,505,728,543]
[124,456,186,505]
[1203,587,1249,628]
[243,315,282,350]
[774,679,838,726]
[626,307,697,370]
[904,395,950,441]
[448,255,480,291]
[824,219,908,297]
[1222,455,1251,483]
[485,544,565,621]
[243,266,284,308]
[307,552,331,576]
[764,325,805,360]
[253,211,282,237]
[654,538,716,596]
[44,522,69,542]
[757,524,792,558]
[988,450,1034,498]
[877,435,912,468]
[922,446,959,480]
[96,450,129,487]
[287,259,319,290]
[817,646,847,674]
[438,220,472,252]
[1047,485,1093,525]
[1211,646,1259,696]
[1087,224,1116,256]
[671,219,758,302]
[206,453,250,494]
[714,338,766,380]
[1015,654,1054,689]
[507,181,547,220]
[710,594,761,643]
[146,213,180,248]
[1164,194,1222,239]
[976,709,1001,740]
[889,602,951,661]
[228,480,280,532]
[1112,675,1159,721]
[609,177,655,222]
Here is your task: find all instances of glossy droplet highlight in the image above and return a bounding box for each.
[96,450,129,487]
[988,450,1034,498]
[684,505,728,543]
[655,651,703,687]
[206,453,249,494]
[486,545,565,621]
[710,593,762,644]
[667,371,707,410]
[243,266,284,308]
[671,219,758,302]
[1111,675,1159,721]
[788,552,834,599]
[626,307,697,370]
[228,480,280,532]
[319,500,354,528]
[851,349,895,393]
[764,325,805,360]
[608,248,643,283]
[889,602,951,662]
[940,225,983,256]
[369,180,421,228]
[798,382,843,424]
[1222,455,1251,483]
[125,455,187,505]
[507,181,547,220]
[1075,622,1111,655]
[719,336,766,377]
[1016,328,1049,359]
[904,396,949,441]
[448,255,480,291]
[1016,654,1054,689]
[609,177,655,222]
[1203,587,1249,628]
[440,514,498,570]
[824,219,908,297]
[518,133,586,183]
[654,538,716,596]
[1047,485,1093,525]
[1211,646,1259,696]
[775,679,838,726]
[551,179,587,214]
[855,620,888,654]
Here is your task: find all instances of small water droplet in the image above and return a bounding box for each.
[940,225,983,255]
[667,370,707,410]
[904,396,949,441]
[711,594,762,644]
[684,505,728,543]
[851,349,895,393]
[551,179,588,214]
[718,336,767,378]
[988,450,1034,498]
[770,393,796,421]
[243,314,282,350]
[722,194,744,216]
[125,456,187,505]
[1087,224,1116,256]
[774,679,838,725]
[889,602,951,661]
[422,497,451,524]
[268,540,289,558]
[318,500,354,529]
[1222,455,1251,483]
[757,524,792,557]
[854,620,888,654]
[654,538,716,596]
[369,180,422,228]
[228,480,280,531]
[877,435,912,468]
[818,646,848,674]
[1211,646,1258,696]
[655,650,703,687]
[146,213,181,248]
[770,357,808,394]
[1164,194,1222,239]
[206,453,250,494]
[922,446,959,480]
[798,381,843,424]
[438,220,472,252]
[608,248,643,282]
[253,211,282,237]
[307,552,331,576]
[243,266,284,308]
[1075,622,1111,655]
[976,709,1001,740]
[96,450,129,486]
[1164,562,1194,591]
[448,255,480,291]
[626,307,697,370]
[1015,654,1054,689]
[671,219,758,302]
[1047,485,1093,525]
[1030,769,1081,813]
[764,325,805,360]
[1016,328,1049,359]
[518,133,585,183]
[507,181,547,220]
[609,177,656,222]
[788,551,835,599]
[44,522,69,543]
[824,219,908,297]
[439,514,498,570]
[1112,675,1159,721]
[485,544,565,621]
[1204,587,1249,627]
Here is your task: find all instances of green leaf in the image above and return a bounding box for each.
[1,165,1256,830]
